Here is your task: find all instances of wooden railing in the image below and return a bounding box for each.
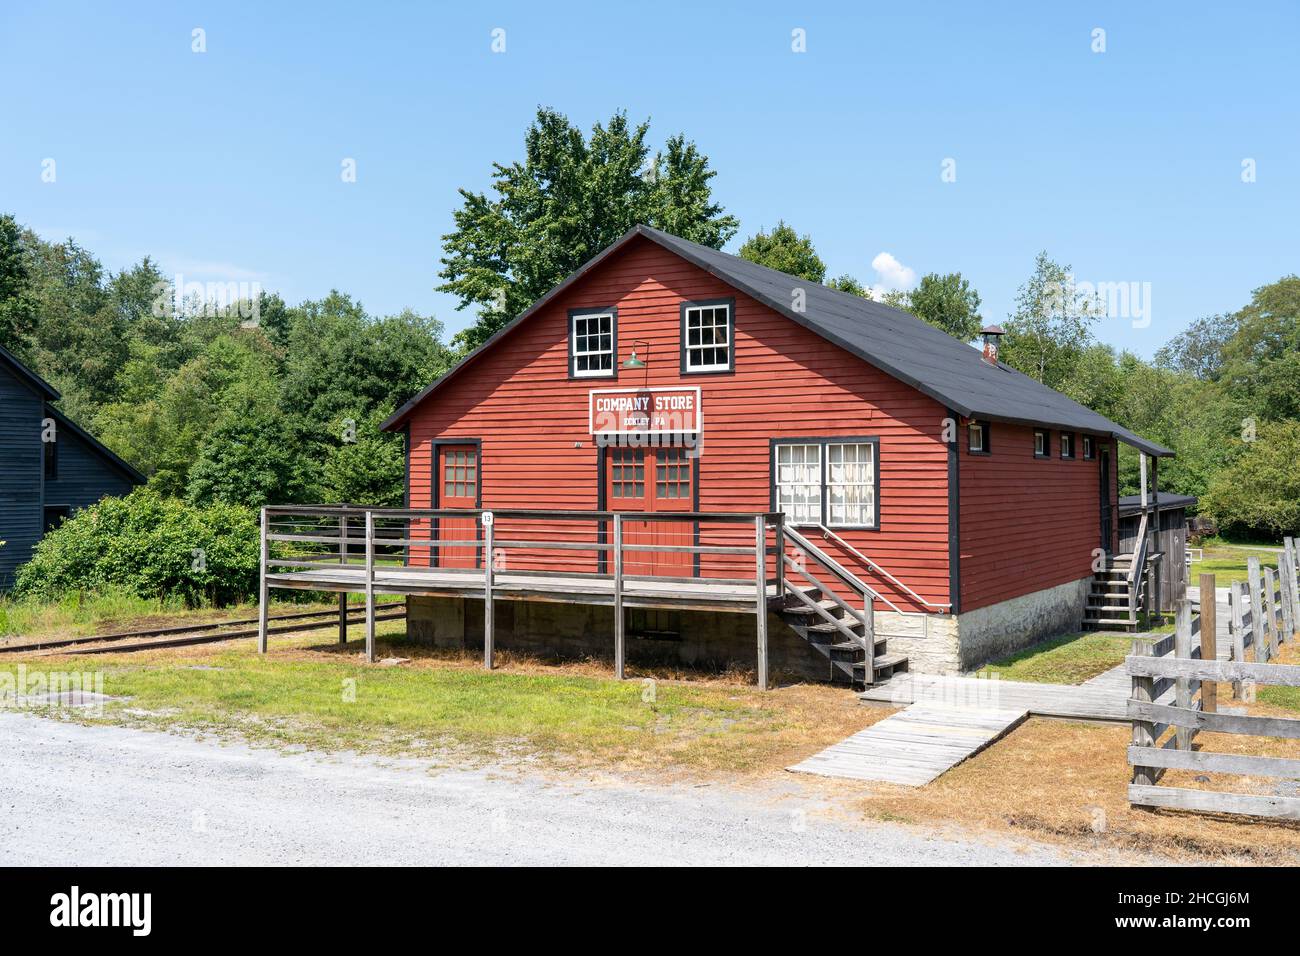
[782,526,877,684]
[1128,567,1300,821]
[1127,511,1150,627]
[261,506,784,685]
[814,524,951,613]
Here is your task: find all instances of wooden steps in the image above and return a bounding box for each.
[775,584,907,690]
[788,704,1029,785]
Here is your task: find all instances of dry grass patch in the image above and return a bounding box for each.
[857,715,1300,863]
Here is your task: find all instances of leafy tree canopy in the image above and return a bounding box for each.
[738,221,826,282]
[438,107,738,349]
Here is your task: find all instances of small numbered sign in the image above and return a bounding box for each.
[480,511,494,527]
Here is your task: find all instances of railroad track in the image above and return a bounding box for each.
[0,603,406,657]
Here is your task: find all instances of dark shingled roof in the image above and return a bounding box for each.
[383,225,1174,457]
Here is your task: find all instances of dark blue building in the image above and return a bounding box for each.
[0,344,144,588]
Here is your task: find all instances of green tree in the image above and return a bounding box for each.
[1000,251,1101,389]
[1216,275,1300,421]
[738,221,826,282]
[185,408,314,508]
[903,272,984,342]
[1154,313,1237,381]
[320,412,407,507]
[827,274,871,298]
[0,213,37,351]
[439,108,737,349]
[1201,420,1300,539]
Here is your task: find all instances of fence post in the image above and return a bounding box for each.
[338,511,348,645]
[613,513,624,680]
[1130,635,1156,789]
[1248,556,1267,663]
[1280,546,1297,645]
[1200,573,1217,714]
[1263,566,1280,661]
[773,514,786,603]
[482,512,494,670]
[364,510,375,663]
[258,507,269,654]
[1174,600,1192,750]
[755,515,769,691]
[1230,581,1247,699]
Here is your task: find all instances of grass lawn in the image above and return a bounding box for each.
[975,631,1134,685]
[0,620,874,775]
[1189,537,1285,587]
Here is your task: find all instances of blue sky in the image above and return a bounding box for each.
[3,1,1297,356]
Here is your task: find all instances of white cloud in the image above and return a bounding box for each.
[868,252,916,299]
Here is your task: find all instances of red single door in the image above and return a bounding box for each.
[607,447,693,578]
[437,444,479,568]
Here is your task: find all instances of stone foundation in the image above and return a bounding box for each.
[406,574,1092,681]
[953,576,1091,671]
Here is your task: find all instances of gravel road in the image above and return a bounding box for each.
[1,712,1133,866]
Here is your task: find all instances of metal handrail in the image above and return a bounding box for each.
[784,526,902,614]
[814,524,952,612]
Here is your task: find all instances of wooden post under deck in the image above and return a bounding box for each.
[613,514,624,680]
[755,515,769,691]
[483,512,494,670]
[1200,573,1217,714]
[257,507,269,654]
[364,510,375,663]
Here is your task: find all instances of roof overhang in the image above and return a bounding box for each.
[46,405,146,484]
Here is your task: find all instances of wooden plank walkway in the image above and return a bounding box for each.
[858,673,1130,721]
[788,704,1029,786]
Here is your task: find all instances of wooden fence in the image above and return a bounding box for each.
[1127,554,1300,821]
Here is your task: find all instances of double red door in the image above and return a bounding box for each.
[607,447,693,577]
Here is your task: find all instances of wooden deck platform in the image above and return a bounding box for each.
[267,565,782,613]
[788,704,1029,786]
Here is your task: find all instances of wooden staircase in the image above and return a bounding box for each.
[777,527,908,689]
[1085,552,1144,631]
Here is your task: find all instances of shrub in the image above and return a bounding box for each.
[13,489,260,606]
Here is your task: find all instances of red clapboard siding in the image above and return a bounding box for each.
[406,235,952,611]
[959,424,1118,612]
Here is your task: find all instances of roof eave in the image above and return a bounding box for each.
[380,225,649,432]
[46,405,147,484]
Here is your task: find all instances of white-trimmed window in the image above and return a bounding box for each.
[1060,432,1075,459]
[774,439,879,528]
[826,443,876,527]
[682,302,732,372]
[775,443,822,525]
[571,311,615,377]
[1082,435,1095,459]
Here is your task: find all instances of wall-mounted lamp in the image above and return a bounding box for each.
[622,340,649,369]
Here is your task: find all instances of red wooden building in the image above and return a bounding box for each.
[365,225,1173,680]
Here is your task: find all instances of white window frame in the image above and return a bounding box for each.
[826,442,877,529]
[1082,435,1094,459]
[1060,432,1075,459]
[682,302,732,373]
[1034,429,1048,457]
[570,310,615,378]
[774,443,822,527]
[773,438,879,530]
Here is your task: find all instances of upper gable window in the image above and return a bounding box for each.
[570,309,616,378]
[680,299,734,373]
